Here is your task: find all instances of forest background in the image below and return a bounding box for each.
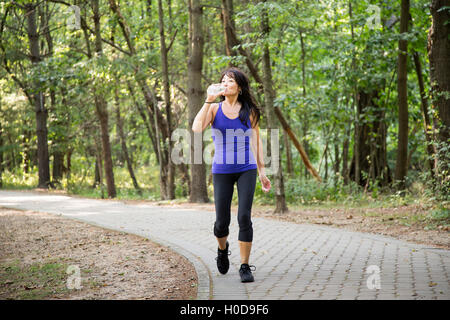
[0,0,448,224]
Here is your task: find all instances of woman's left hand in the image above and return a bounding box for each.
[259,174,271,193]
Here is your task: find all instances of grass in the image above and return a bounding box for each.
[424,206,450,230]
[356,203,450,231]
[0,259,71,300]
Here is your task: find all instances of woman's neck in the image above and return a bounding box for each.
[224,94,239,109]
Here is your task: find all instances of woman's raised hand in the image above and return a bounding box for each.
[206,84,225,102]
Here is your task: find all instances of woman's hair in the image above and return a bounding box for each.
[219,67,261,128]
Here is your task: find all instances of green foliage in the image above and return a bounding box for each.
[1,168,38,189]
[430,206,449,221]
[0,0,443,209]
[282,176,363,205]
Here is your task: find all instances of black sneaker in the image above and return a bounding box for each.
[239,264,256,282]
[215,241,231,274]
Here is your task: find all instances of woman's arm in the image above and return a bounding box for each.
[250,117,265,176]
[250,114,271,192]
[192,86,223,132]
[192,102,216,133]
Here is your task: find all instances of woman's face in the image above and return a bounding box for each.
[221,74,240,97]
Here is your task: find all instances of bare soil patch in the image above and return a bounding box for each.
[0,207,197,300]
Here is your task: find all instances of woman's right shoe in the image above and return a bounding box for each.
[239,264,256,282]
[215,241,230,274]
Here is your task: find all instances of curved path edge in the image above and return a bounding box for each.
[0,190,213,300]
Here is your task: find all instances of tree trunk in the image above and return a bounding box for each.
[284,129,293,176]
[188,0,209,203]
[25,3,50,188]
[261,2,288,213]
[299,30,310,179]
[221,0,238,62]
[394,0,410,188]
[0,100,3,188]
[350,91,391,187]
[412,51,436,177]
[49,90,64,183]
[220,1,263,92]
[334,141,340,176]
[348,0,361,186]
[40,3,62,184]
[94,131,105,199]
[179,162,191,198]
[93,0,116,198]
[22,132,30,173]
[153,91,168,198]
[428,0,450,188]
[158,0,175,199]
[127,81,158,160]
[342,125,350,184]
[348,1,391,188]
[114,85,141,194]
[342,94,353,185]
[51,89,65,183]
[66,148,72,181]
[93,159,100,188]
[52,152,64,183]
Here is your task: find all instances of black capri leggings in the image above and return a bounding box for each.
[213,168,257,242]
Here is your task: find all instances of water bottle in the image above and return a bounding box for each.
[207,84,225,96]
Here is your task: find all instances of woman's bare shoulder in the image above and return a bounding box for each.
[210,103,220,125]
[249,110,258,129]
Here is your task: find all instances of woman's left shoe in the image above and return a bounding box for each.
[239,264,256,282]
[216,241,231,274]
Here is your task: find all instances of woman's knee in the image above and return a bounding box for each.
[213,221,229,238]
[237,211,252,230]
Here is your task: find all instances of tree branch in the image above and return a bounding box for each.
[166,28,178,53]
[49,0,132,56]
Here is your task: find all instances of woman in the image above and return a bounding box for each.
[192,67,271,282]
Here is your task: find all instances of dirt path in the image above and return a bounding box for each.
[0,208,197,300]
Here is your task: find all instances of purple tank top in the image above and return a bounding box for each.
[211,102,258,174]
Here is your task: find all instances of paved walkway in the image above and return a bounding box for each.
[0,190,449,300]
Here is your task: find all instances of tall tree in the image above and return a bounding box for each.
[114,83,141,195]
[93,0,116,198]
[158,0,175,199]
[412,51,436,178]
[348,1,392,188]
[39,3,64,184]
[394,0,410,187]
[428,0,450,191]
[299,29,309,179]
[261,1,287,213]
[25,2,51,188]
[221,0,238,62]
[0,95,3,188]
[188,0,209,203]
[348,0,361,186]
